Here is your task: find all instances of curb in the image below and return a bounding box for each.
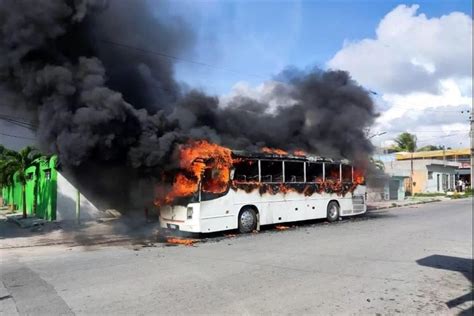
[367,198,442,211]
[6,214,48,228]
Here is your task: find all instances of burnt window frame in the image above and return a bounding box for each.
[341,164,353,183]
[306,161,325,183]
[260,159,284,183]
[324,163,342,182]
[283,160,306,183]
[232,159,260,183]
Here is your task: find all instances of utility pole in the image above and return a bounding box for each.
[76,189,81,224]
[470,112,474,189]
[410,151,414,195]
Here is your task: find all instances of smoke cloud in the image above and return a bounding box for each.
[0,0,377,210]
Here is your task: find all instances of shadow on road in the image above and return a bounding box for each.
[417,254,473,315]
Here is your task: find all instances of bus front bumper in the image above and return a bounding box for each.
[159,203,201,233]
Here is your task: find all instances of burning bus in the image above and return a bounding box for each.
[156,140,367,234]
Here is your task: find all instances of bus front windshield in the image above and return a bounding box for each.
[200,166,230,200]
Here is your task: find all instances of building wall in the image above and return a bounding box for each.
[384,159,459,194]
[412,170,427,194]
[425,165,456,192]
[56,172,101,221]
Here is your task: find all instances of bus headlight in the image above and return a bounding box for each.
[187,207,193,219]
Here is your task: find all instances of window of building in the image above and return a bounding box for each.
[284,161,304,183]
[428,171,433,179]
[325,163,340,181]
[261,160,283,183]
[306,162,324,182]
[233,160,259,182]
[44,169,51,180]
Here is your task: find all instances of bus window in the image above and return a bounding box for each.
[233,159,259,182]
[202,167,229,193]
[306,162,323,182]
[325,163,340,181]
[284,161,304,182]
[342,165,352,183]
[261,160,283,183]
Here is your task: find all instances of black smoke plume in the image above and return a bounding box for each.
[0,0,377,211]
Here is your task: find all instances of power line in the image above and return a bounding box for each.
[0,131,36,140]
[0,113,37,130]
[0,118,36,130]
[100,39,269,80]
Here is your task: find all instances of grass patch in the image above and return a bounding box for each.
[414,192,446,197]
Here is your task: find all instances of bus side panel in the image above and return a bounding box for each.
[232,190,337,225]
[200,191,237,233]
[338,196,354,215]
[303,194,330,220]
[272,192,316,223]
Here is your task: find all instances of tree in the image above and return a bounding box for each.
[1,147,42,218]
[393,132,417,152]
[0,145,16,188]
[370,157,385,171]
[417,145,443,152]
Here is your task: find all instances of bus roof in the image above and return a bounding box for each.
[231,150,350,164]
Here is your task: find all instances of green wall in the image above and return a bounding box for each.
[0,156,58,220]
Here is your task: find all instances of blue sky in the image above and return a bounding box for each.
[158,0,472,96]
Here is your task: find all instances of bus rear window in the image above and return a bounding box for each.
[233,160,259,182]
[306,162,323,182]
[261,161,283,183]
[284,162,304,182]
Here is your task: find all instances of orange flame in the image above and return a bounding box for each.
[155,140,233,206]
[293,150,306,157]
[353,168,365,185]
[155,140,367,207]
[166,237,198,246]
[261,147,288,155]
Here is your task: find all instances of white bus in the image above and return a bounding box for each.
[159,151,367,234]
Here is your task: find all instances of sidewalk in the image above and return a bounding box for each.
[367,196,447,211]
[0,210,160,249]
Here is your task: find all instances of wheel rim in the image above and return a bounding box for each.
[329,205,338,218]
[240,210,255,230]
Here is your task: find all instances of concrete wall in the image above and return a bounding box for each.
[425,165,456,192]
[56,172,101,221]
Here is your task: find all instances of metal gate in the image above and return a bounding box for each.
[389,180,399,200]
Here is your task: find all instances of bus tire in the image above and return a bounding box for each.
[326,201,340,222]
[238,207,257,234]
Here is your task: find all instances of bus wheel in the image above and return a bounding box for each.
[326,201,340,222]
[238,207,257,233]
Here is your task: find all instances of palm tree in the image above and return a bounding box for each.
[394,132,417,152]
[370,157,385,171]
[1,147,42,218]
[0,146,15,207]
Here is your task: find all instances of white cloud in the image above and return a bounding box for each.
[328,4,472,95]
[328,4,472,148]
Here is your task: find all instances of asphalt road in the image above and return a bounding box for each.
[1,199,472,315]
